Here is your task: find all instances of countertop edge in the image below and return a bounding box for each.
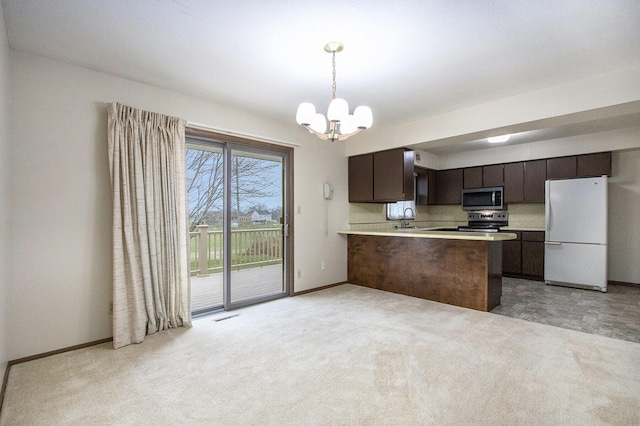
[338,229,518,241]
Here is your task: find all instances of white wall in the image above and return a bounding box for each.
[346,64,640,156]
[0,2,11,378]
[7,50,348,360]
[292,141,349,291]
[434,127,640,170]
[609,149,640,284]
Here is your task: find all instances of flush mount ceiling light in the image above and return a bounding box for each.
[296,42,373,142]
[487,134,511,143]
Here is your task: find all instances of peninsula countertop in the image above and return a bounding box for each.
[344,228,512,311]
[338,228,517,241]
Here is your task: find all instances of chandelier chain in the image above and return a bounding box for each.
[331,51,337,98]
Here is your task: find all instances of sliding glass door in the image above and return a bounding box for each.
[186,135,290,315]
[229,148,285,305]
[187,143,225,313]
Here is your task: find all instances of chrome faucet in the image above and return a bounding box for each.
[402,207,415,228]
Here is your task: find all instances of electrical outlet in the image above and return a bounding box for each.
[321,261,326,270]
[109,301,113,315]
[297,269,302,279]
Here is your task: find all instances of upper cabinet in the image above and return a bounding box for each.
[435,169,463,205]
[504,152,610,204]
[350,150,611,205]
[504,162,524,203]
[523,160,547,202]
[374,149,415,202]
[415,167,437,206]
[348,148,415,203]
[577,152,611,177]
[546,152,612,180]
[482,164,504,187]
[547,156,576,180]
[348,154,374,202]
[463,167,482,189]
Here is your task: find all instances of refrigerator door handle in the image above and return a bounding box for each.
[544,241,561,245]
[545,180,551,234]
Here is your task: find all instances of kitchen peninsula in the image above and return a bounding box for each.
[338,229,517,311]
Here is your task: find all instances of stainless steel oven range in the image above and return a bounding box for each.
[458,211,508,232]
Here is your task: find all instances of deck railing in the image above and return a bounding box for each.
[189,224,283,276]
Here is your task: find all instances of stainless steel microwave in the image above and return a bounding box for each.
[461,187,504,211]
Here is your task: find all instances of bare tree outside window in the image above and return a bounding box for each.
[186,149,282,231]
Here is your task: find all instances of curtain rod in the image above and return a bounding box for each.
[186,122,302,148]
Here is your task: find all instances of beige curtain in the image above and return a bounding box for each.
[107,103,191,349]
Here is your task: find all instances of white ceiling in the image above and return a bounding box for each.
[3,0,640,154]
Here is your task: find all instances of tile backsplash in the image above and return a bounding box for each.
[348,202,545,230]
[505,203,545,229]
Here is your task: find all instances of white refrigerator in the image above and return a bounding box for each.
[544,176,608,292]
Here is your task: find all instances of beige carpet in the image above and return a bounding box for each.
[2,284,639,425]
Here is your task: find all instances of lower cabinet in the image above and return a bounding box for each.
[347,234,503,311]
[502,230,544,280]
[521,232,544,277]
[502,232,522,275]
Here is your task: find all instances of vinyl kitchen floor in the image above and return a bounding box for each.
[491,277,640,344]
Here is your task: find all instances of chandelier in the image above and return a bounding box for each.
[296,42,373,142]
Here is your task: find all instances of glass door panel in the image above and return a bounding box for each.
[229,148,285,305]
[186,144,225,314]
[186,136,290,315]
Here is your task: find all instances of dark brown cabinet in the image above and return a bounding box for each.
[502,231,522,275]
[348,148,414,203]
[521,231,544,278]
[351,150,611,205]
[502,230,544,280]
[373,149,415,202]
[483,164,504,187]
[545,152,611,181]
[577,152,611,177]
[428,169,437,205]
[415,167,437,206]
[432,150,610,206]
[435,169,463,205]
[547,156,576,179]
[348,154,373,202]
[463,167,482,189]
[462,164,504,189]
[504,162,524,203]
[523,160,546,202]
